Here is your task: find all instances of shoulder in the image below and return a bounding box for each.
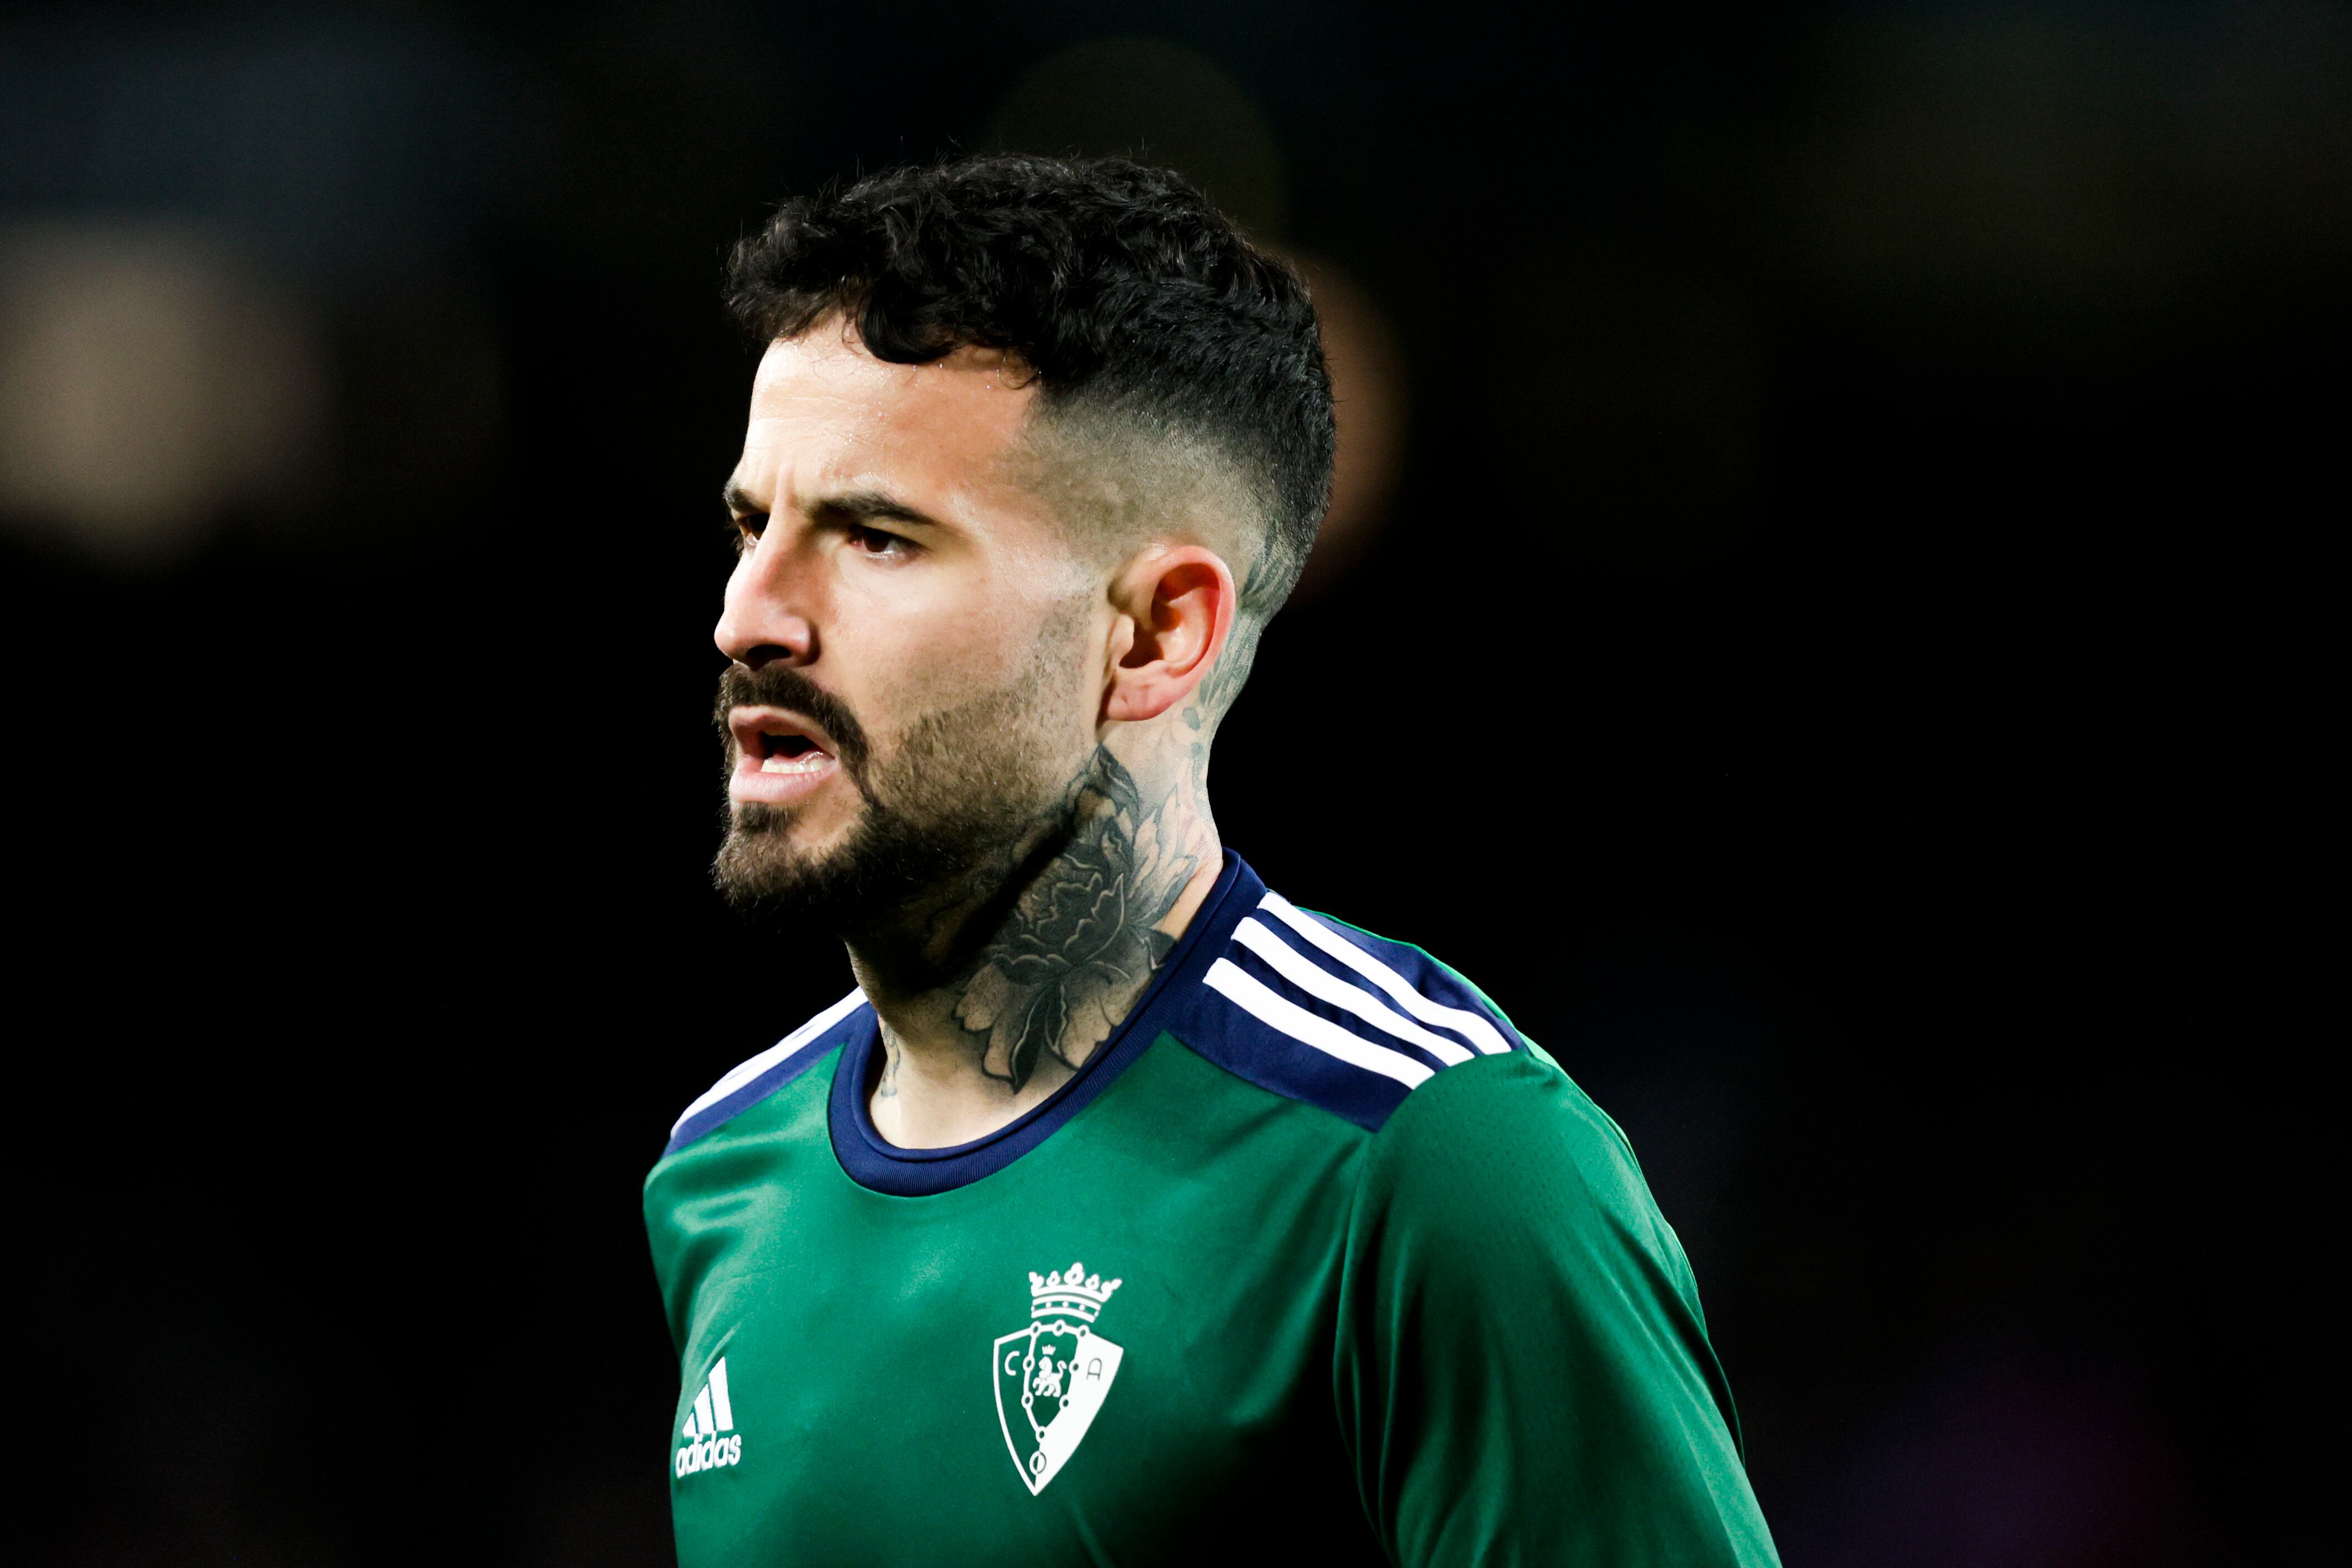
[1356,1048,1657,1245]
[663,988,869,1156]
[1160,886,1539,1135]
[1164,887,1675,1264]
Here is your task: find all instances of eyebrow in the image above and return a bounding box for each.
[720,481,946,531]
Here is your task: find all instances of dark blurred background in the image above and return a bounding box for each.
[4,2,2334,1564]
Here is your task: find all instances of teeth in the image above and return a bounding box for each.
[760,754,827,775]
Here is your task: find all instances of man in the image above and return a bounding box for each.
[646,154,1779,1567]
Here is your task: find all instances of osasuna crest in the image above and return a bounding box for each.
[992,1261,1125,1495]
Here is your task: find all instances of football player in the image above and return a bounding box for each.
[649,154,1780,1568]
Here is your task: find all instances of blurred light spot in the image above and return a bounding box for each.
[0,224,325,563]
[1290,257,1406,600]
[987,39,1289,236]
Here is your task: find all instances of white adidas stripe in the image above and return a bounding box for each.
[708,1357,735,1429]
[1204,958,1434,1090]
[1256,893,1511,1055]
[1230,917,1474,1066]
[672,989,867,1138]
[680,1356,736,1439]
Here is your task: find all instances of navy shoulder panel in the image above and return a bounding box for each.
[1155,887,1527,1133]
[665,989,869,1156]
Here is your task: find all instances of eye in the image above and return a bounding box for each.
[729,512,766,553]
[846,523,911,560]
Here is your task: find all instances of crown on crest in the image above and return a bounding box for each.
[1028,1261,1122,1324]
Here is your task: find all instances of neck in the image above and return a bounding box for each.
[849,730,1223,1149]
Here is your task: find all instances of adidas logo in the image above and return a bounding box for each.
[674,1357,743,1477]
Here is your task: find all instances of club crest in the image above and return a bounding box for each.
[992,1261,1125,1495]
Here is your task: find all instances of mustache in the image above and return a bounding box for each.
[715,663,872,777]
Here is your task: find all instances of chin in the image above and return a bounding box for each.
[713,767,1058,938]
[715,808,838,904]
[711,807,918,936]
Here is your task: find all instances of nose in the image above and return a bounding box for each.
[714,533,817,671]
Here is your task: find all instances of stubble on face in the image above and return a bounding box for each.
[711,601,1095,970]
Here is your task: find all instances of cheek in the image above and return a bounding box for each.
[872,596,1068,716]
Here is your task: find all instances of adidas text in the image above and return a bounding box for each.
[675,1432,743,1476]
[674,1356,743,1479]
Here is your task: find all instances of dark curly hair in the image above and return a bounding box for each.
[725,154,1335,630]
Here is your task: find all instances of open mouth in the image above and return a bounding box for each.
[757,731,830,775]
[727,705,842,795]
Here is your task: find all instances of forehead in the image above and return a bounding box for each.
[738,326,1040,513]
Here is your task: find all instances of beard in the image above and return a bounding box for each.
[711,635,1087,943]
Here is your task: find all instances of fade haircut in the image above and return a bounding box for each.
[725,154,1336,680]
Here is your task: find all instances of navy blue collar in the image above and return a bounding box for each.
[830,850,1262,1196]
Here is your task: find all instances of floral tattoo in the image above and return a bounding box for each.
[951,748,1203,1090]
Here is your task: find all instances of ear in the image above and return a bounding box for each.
[1102,545,1238,725]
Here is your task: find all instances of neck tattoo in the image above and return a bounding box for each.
[945,747,1208,1091]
